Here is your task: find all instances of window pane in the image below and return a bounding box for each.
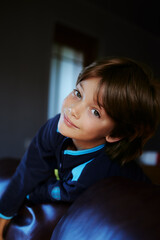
[48,44,84,119]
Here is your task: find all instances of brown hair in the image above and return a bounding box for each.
[76,57,160,164]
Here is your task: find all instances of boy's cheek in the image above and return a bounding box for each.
[57,116,64,133]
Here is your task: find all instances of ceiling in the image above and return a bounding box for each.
[86,0,160,37]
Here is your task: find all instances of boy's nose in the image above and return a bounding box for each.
[70,103,82,119]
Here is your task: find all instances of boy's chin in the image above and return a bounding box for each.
[58,120,68,137]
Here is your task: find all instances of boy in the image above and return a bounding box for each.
[0,57,159,239]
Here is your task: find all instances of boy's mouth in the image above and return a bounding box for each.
[63,113,79,129]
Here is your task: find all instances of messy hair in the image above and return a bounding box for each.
[76,57,160,164]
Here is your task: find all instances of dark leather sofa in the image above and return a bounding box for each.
[0,158,160,240]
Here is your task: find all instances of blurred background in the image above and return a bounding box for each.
[0,0,160,159]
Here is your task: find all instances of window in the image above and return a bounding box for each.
[47,23,98,119]
[48,44,84,118]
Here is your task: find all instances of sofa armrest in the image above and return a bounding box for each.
[0,158,70,240]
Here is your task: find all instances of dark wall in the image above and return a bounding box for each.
[0,1,159,158]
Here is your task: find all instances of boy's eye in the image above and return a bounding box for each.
[74,89,81,98]
[91,109,100,118]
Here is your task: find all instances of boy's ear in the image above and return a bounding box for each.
[105,135,121,143]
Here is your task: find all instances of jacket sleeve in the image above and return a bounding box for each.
[0,115,59,218]
[26,174,86,204]
[28,158,102,203]
[27,155,151,204]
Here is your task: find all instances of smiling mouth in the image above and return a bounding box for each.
[63,114,79,129]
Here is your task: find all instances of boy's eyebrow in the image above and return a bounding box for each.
[96,100,104,109]
[79,82,84,90]
[93,92,104,109]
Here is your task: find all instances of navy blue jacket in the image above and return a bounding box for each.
[0,114,150,219]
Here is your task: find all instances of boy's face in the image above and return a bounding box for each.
[58,77,119,150]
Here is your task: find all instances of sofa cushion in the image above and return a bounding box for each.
[51,177,160,240]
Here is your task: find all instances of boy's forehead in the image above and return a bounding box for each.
[79,78,105,107]
[78,77,102,87]
[95,84,105,108]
